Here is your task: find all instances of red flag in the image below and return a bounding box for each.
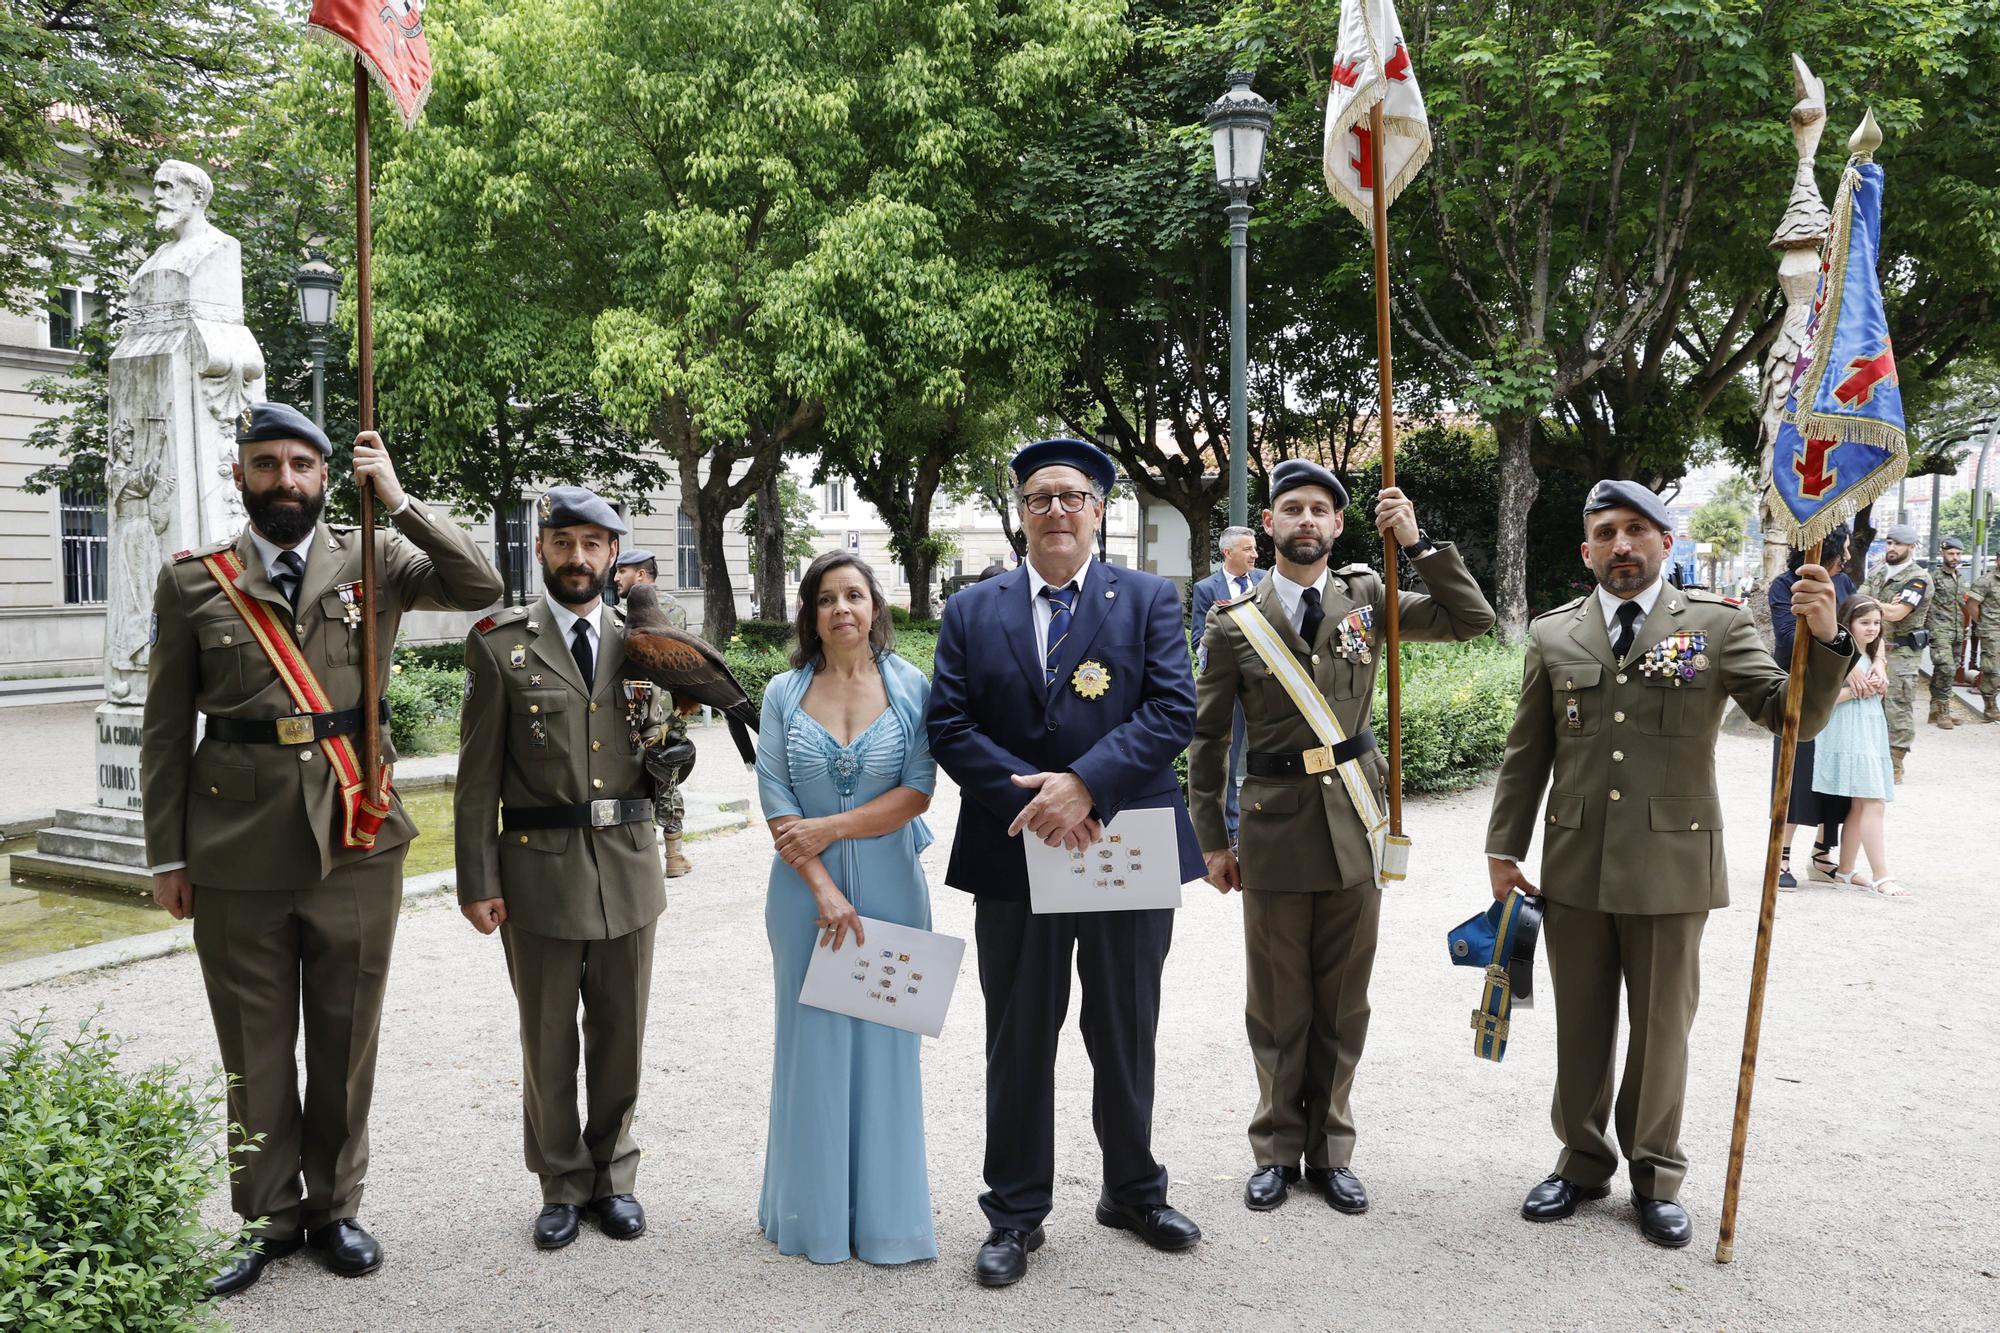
[308,0,433,130]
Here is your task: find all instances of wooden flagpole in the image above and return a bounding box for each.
[1715,538,1823,1263]
[354,61,382,799]
[1369,101,1403,832]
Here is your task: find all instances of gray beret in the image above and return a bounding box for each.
[537,485,629,535]
[1269,459,1349,508]
[1884,523,1919,544]
[235,401,331,457]
[1011,437,1117,496]
[614,548,657,567]
[1583,479,1673,534]
[1941,535,1966,551]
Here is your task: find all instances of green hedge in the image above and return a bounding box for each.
[387,663,464,756]
[1369,639,1523,793]
[0,1017,240,1332]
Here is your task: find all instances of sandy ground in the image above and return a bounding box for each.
[8,715,1998,1332]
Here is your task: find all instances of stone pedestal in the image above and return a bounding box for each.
[11,704,153,891]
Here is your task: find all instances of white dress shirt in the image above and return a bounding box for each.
[1026,555,1092,667]
[246,526,313,589]
[544,595,603,677]
[1268,565,1331,636]
[1222,567,1255,601]
[1596,575,1665,660]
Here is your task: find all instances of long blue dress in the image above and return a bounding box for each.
[755,653,938,1265]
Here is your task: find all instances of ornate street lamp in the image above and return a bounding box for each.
[1204,70,1274,529]
[291,257,341,431]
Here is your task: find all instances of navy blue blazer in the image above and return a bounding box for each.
[1190,567,1266,667]
[925,561,1205,901]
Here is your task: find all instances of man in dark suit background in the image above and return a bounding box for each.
[926,437,1206,1288]
[1189,526,1265,841]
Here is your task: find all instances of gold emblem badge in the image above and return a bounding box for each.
[510,644,527,668]
[1072,660,1111,700]
[237,407,254,434]
[538,493,553,522]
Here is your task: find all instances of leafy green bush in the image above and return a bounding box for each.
[728,619,796,652]
[393,640,466,673]
[1370,640,1523,793]
[387,664,465,755]
[0,1016,240,1332]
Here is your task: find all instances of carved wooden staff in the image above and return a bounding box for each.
[1368,100,1404,833]
[353,61,382,801]
[1714,536,1823,1264]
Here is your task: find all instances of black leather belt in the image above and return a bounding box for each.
[203,700,389,746]
[503,799,652,831]
[1893,631,1929,650]
[1245,729,1377,777]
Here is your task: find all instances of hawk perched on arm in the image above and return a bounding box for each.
[619,584,759,766]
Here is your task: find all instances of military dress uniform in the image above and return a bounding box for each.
[1189,460,1495,1208]
[1970,566,2000,721]
[454,491,667,1237]
[141,404,503,1259]
[1862,550,1929,770]
[1925,539,1966,725]
[1486,483,1852,1239]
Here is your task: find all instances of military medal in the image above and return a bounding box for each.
[335,580,364,627]
[1565,697,1581,729]
[528,717,548,749]
[1072,660,1111,700]
[510,645,527,668]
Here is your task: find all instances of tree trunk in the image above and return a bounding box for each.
[754,467,786,621]
[694,484,737,642]
[904,453,947,619]
[1184,493,1214,600]
[1494,413,1540,644]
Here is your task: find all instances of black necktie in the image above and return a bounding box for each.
[1299,586,1325,645]
[570,618,594,690]
[273,550,304,612]
[1612,599,1643,661]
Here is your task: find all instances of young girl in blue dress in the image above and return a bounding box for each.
[1812,595,1907,897]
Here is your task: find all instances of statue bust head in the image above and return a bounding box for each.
[151,160,214,241]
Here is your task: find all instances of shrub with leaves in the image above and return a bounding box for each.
[0,1015,241,1332]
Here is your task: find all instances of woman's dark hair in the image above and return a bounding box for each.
[1788,524,1851,574]
[790,551,895,669]
[1839,593,1886,664]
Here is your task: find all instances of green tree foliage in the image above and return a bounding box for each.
[1936,487,1997,556]
[1691,475,1755,583]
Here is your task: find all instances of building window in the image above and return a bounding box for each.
[501,499,534,604]
[47,288,83,351]
[677,507,701,589]
[823,479,846,514]
[60,487,108,603]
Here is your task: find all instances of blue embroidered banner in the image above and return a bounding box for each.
[1766,156,1907,548]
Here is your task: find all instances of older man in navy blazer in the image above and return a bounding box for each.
[1189,526,1265,841]
[927,437,1206,1288]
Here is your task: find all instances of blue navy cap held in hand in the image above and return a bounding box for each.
[1011,438,1116,497]
[614,548,657,567]
[537,485,629,535]
[1884,523,1919,545]
[1269,459,1349,509]
[234,401,331,457]
[1582,479,1673,535]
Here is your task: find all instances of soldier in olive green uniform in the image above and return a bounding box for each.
[456,487,667,1252]
[614,548,693,876]
[1861,523,1930,780]
[1970,564,2000,722]
[1926,536,1967,727]
[1486,481,1851,1249]
[142,403,504,1296]
[1191,460,1495,1217]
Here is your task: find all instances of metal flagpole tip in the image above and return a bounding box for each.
[1715,1239,1734,1264]
[1848,107,1883,162]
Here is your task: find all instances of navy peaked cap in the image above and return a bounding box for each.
[537,486,628,535]
[1269,459,1348,508]
[1011,438,1116,496]
[1583,479,1673,533]
[234,401,331,457]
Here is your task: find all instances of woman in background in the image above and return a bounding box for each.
[1812,595,1906,897]
[754,551,939,1264]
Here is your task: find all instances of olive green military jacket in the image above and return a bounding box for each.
[1863,561,1930,650]
[141,501,505,887]
[1484,588,1851,916]
[1971,569,2000,635]
[1191,545,1496,892]
[1926,564,1966,639]
[454,598,667,940]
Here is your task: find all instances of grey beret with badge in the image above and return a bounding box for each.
[1582,478,1674,534]
[615,548,657,568]
[537,485,629,535]
[1941,535,1966,551]
[1269,458,1349,509]
[1884,522,1919,545]
[235,401,332,457]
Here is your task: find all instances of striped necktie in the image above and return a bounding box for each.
[1041,582,1077,687]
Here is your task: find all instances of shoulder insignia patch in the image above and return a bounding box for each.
[1336,563,1374,576]
[475,606,528,634]
[473,616,498,634]
[171,549,193,562]
[1532,596,1587,621]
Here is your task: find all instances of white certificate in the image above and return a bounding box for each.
[798,916,967,1039]
[1024,805,1187,914]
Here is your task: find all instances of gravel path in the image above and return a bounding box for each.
[9,716,1997,1331]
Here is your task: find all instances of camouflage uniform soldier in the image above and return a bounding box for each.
[1970,564,2000,722]
[614,548,692,876]
[1925,536,1966,728]
[1861,523,1929,782]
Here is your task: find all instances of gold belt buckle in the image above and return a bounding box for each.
[274,714,316,746]
[1301,745,1334,774]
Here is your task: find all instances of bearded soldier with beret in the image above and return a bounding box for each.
[1191,460,1493,1217]
[142,403,504,1296]
[1485,480,1852,1248]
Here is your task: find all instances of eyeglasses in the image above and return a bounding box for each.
[1022,490,1096,515]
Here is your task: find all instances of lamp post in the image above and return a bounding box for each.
[291,257,341,431]
[1204,70,1274,530]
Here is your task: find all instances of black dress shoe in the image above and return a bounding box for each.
[1633,1195,1693,1248]
[306,1219,382,1276]
[1094,1197,1202,1251]
[1244,1164,1300,1212]
[1303,1166,1369,1215]
[1521,1173,1612,1221]
[588,1193,647,1240]
[535,1203,583,1250]
[205,1232,303,1298]
[974,1225,1044,1287]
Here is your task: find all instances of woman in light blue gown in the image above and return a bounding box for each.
[755,551,938,1264]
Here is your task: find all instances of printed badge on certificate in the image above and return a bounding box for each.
[1023,805,1187,914]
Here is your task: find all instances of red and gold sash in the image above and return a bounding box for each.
[200,549,390,851]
